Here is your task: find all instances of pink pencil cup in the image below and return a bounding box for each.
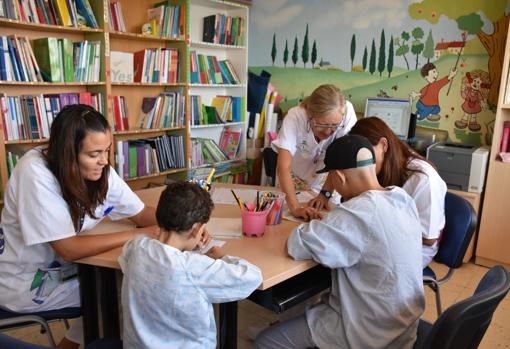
[241,209,269,237]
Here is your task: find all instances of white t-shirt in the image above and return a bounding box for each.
[271,102,357,191]
[288,187,424,349]
[119,236,262,349]
[0,147,145,311]
[402,158,447,267]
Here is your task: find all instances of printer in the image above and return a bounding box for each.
[426,142,489,193]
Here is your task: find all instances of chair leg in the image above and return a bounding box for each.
[435,287,443,317]
[64,318,70,329]
[40,322,57,347]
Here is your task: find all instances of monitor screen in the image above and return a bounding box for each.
[364,98,412,140]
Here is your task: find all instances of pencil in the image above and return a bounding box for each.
[230,189,244,211]
[206,168,215,183]
[256,191,260,211]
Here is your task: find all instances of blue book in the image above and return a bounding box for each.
[24,97,40,139]
[7,38,22,81]
[0,37,6,80]
[75,0,98,28]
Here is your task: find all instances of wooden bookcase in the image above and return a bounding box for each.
[475,22,510,270]
[0,0,250,199]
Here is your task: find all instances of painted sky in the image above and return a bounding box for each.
[248,0,510,70]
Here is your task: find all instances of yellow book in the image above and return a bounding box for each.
[55,0,72,26]
[211,96,231,123]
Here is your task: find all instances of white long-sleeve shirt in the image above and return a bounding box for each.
[119,236,262,349]
[288,187,425,349]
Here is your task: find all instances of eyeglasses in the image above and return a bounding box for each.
[309,118,344,131]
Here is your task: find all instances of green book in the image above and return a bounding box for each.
[128,145,137,178]
[59,38,74,82]
[33,38,61,82]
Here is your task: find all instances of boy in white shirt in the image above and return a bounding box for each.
[256,135,425,349]
[119,182,262,349]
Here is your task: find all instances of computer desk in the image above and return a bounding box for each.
[76,183,317,348]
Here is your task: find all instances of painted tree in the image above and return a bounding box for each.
[377,29,386,76]
[271,33,277,66]
[292,36,299,67]
[362,46,368,71]
[387,35,394,77]
[311,40,317,67]
[369,39,376,75]
[283,39,289,67]
[409,0,509,107]
[411,27,425,69]
[395,31,411,70]
[423,29,435,63]
[350,34,356,70]
[302,24,309,67]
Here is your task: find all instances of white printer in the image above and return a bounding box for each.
[426,142,489,193]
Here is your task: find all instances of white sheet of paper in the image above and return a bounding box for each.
[282,208,329,223]
[295,191,316,203]
[211,188,260,205]
[197,239,225,254]
[206,217,243,238]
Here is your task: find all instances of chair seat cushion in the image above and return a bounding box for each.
[423,266,437,280]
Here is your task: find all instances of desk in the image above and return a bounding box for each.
[76,183,317,347]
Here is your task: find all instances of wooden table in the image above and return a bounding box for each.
[76,183,317,348]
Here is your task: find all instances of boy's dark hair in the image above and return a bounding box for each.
[156,181,214,233]
[421,63,436,77]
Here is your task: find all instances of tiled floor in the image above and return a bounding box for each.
[4,261,510,348]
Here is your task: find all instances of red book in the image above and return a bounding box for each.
[120,96,129,131]
[113,96,123,131]
[110,3,119,31]
[79,92,93,107]
[501,121,510,153]
[133,50,147,83]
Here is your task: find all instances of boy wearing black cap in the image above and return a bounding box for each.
[256,135,425,349]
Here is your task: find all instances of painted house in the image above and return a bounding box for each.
[434,40,464,59]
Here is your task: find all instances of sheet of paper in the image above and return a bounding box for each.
[211,188,260,205]
[196,239,225,254]
[282,208,329,223]
[295,191,316,203]
[206,217,243,239]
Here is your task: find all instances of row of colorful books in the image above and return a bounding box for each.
[138,91,185,130]
[108,1,126,32]
[191,137,228,167]
[0,0,98,28]
[188,160,248,185]
[190,95,244,126]
[115,134,185,179]
[189,51,240,85]
[112,95,129,132]
[0,35,42,82]
[146,2,185,39]
[202,14,244,46]
[133,48,180,83]
[0,92,103,141]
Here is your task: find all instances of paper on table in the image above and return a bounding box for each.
[206,217,243,238]
[282,208,329,223]
[211,188,261,205]
[295,191,316,203]
[196,239,225,254]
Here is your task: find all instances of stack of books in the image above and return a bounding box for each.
[218,127,242,160]
[190,95,244,126]
[32,38,101,82]
[115,134,185,179]
[189,51,240,85]
[188,160,247,184]
[0,35,43,82]
[133,47,180,83]
[202,14,244,46]
[0,92,103,140]
[191,137,229,167]
[109,1,126,32]
[0,0,99,28]
[112,95,129,132]
[146,2,185,39]
[138,92,185,129]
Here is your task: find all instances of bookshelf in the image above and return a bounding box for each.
[188,0,249,183]
[475,22,510,270]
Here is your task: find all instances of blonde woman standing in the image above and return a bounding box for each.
[271,84,357,221]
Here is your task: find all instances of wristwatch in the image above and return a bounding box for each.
[320,189,332,199]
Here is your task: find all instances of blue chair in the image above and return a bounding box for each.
[423,192,477,316]
[414,265,510,349]
[0,332,122,349]
[0,307,81,346]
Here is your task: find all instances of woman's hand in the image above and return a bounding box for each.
[308,194,330,211]
[291,206,323,222]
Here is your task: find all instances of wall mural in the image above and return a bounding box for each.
[248,0,510,146]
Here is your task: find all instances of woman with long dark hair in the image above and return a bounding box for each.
[349,117,447,267]
[0,104,157,349]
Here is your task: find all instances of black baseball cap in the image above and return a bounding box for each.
[316,135,376,174]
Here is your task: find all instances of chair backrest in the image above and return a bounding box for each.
[262,147,278,186]
[421,265,510,349]
[434,192,477,268]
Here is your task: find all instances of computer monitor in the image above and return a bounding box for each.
[364,98,413,140]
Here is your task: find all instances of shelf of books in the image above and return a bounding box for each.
[475,22,510,268]
[0,0,250,198]
[188,0,249,184]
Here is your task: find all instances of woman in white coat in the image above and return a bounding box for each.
[271,84,357,221]
[0,104,158,349]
